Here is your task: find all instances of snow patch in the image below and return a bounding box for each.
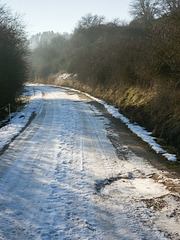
[0,85,179,239]
[0,85,43,151]
[58,73,72,79]
[102,178,169,199]
[102,103,177,162]
[64,87,177,162]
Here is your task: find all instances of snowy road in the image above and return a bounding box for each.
[0,85,179,239]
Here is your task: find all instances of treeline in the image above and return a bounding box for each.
[31,0,180,89]
[0,3,29,108]
[31,0,180,157]
[30,31,60,49]
[30,32,69,81]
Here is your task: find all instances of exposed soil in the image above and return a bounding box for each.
[90,100,180,176]
[88,99,180,233]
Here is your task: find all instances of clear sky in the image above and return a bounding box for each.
[4,0,132,36]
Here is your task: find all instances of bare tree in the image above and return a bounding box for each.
[160,0,180,12]
[76,14,105,30]
[158,0,180,20]
[129,0,160,23]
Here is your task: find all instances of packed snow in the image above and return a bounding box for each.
[62,86,177,162]
[102,103,177,161]
[0,85,179,239]
[0,84,177,162]
[0,86,43,152]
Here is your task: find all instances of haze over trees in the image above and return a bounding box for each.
[0,3,29,109]
[31,0,180,88]
[30,0,180,158]
[30,32,70,81]
[30,31,59,49]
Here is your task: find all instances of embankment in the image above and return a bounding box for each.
[34,74,180,162]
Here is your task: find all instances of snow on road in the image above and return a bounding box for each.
[0,86,43,152]
[64,87,177,162]
[0,85,179,239]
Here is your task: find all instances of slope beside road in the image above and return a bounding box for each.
[0,85,179,239]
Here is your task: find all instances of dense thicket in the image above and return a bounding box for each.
[31,0,180,157]
[0,4,29,107]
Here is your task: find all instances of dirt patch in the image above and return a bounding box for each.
[147,173,180,194]
[88,100,180,176]
[142,196,168,211]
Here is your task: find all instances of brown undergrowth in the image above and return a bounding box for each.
[34,74,180,163]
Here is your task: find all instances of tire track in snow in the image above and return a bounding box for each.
[0,86,177,239]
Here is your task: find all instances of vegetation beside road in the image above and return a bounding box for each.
[0,3,29,120]
[30,1,180,160]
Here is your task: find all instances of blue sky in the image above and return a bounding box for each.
[4,0,132,36]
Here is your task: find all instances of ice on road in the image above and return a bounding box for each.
[0,85,179,239]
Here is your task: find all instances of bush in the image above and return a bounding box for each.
[0,4,29,107]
